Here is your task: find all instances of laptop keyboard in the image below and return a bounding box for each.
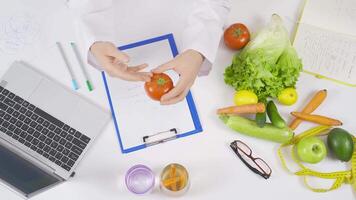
[0,86,91,172]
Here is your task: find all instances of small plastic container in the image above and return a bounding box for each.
[125,164,155,195]
[159,163,190,196]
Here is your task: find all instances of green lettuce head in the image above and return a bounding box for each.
[224,14,302,100]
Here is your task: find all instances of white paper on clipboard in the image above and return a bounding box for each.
[102,34,202,153]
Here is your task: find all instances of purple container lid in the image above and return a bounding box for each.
[125,165,155,195]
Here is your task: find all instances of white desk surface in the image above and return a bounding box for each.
[0,0,355,199]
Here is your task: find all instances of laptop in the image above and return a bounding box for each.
[0,61,111,198]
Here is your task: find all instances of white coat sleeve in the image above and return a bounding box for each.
[67,0,114,70]
[181,0,231,76]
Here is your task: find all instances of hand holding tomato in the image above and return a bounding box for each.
[224,23,250,50]
[145,73,174,101]
[151,49,204,105]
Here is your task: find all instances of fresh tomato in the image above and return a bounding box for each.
[145,73,174,101]
[224,23,250,50]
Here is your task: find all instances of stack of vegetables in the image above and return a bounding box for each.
[219,14,355,193]
[218,14,302,144]
[218,101,293,143]
[224,14,303,101]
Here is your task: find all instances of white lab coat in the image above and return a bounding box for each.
[69,0,231,75]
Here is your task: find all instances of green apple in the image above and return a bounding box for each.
[296,137,327,164]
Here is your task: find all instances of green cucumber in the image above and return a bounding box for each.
[255,112,266,128]
[267,101,286,128]
[220,115,293,143]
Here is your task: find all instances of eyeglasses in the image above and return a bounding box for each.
[230,140,272,179]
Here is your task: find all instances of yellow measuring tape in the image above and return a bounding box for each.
[278,125,356,192]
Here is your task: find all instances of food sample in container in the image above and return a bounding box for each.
[160,163,189,196]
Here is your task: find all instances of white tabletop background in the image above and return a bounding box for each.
[0,0,355,199]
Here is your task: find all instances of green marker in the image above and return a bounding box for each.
[86,80,93,91]
[70,42,94,92]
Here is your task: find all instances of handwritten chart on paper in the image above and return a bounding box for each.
[0,0,66,69]
[0,13,40,55]
[294,24,356,82]
[293,0,356,85]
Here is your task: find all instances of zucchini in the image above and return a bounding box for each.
[220,115,293,143]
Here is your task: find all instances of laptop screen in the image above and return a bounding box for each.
[0,144,61,197]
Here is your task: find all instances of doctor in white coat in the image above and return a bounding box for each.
[70,0,231,104]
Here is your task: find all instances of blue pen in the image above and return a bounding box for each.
[56,42,79,90]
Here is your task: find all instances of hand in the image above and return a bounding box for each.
[152,49,204,105]
[90,42,152,81]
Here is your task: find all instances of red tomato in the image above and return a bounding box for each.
[145,73,174,101]
[224,23,250,50]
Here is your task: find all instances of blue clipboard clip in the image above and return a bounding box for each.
[143,128,178,146]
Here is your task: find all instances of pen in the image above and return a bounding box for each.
[56,42,79,90]
[70,42,94,92]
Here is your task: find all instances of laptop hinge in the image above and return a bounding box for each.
[0,80,8,87]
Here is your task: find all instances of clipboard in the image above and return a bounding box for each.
[101,34,203,153]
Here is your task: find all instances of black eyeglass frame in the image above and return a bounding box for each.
[230,140,272,179]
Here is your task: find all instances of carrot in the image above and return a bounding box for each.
[291,112,342,126]
[169,164,177,191]
[289,89,327,130]
[163,176,183,188]
[217,103,265,115]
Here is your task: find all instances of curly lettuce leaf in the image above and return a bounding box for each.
[275,43,303,87]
